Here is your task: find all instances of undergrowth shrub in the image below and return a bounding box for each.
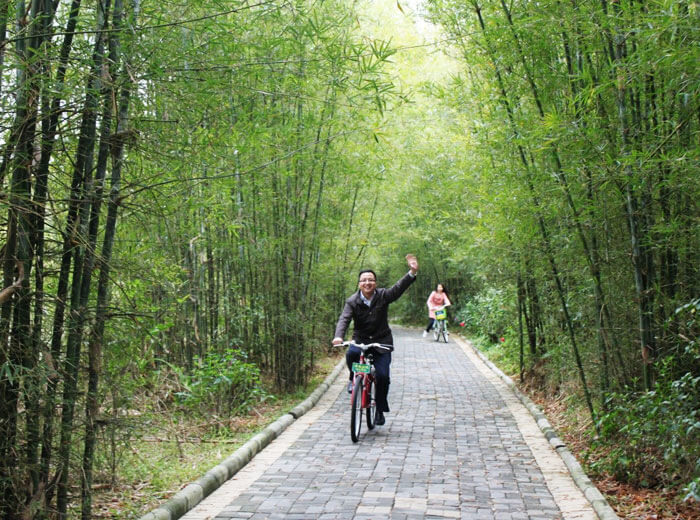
[175,348,269,417]
[593,370,700,491]
[455,287,512,340]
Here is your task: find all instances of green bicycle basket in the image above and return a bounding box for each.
[435,308,447,320]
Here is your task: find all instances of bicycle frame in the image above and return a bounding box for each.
[433,308,449,342]
[352,350,372,408]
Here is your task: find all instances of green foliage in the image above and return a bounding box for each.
[2,0,699,514]
[686,478,700,503]
[174,349,269,417]
[469,334,521,378]
[671,298,700,373]
[455,287,512,340]
[593,369,700,490]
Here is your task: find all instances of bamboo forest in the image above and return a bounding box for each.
[0,0,698,517]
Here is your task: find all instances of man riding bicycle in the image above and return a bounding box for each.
[332,254,418,426]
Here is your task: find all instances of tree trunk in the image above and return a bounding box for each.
[0,0,10,97]
[0,0,52,512]
[501,0,617,398]
[473,0,597,426]
[81,0,127,515]
[38,1,84,501]
[56,2,111,516]
[517,271,525,383]
[610,2,655,390]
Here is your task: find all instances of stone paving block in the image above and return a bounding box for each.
[211,512,249,519]
[460,506,496,519]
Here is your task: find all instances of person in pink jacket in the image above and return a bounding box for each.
[423,284,451,337]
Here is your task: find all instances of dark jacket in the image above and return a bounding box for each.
[334,272,416,345]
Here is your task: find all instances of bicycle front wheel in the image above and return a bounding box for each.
[434,320,442,341]
[350,377,363,442]
[366,377,376,430]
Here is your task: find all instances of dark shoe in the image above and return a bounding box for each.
[347,381,353,394]
[376,411,385,425]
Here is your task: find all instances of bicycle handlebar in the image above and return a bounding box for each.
[334,341,394,352]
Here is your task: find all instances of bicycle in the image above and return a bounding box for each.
[433,307,449,343]
[338,341,393,443]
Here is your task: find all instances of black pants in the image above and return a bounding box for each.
[425,318,436,332]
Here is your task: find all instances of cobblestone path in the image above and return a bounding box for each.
[181,328,598,520]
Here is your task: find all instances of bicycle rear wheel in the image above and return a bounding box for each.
[350,377,363,442]
[366,377,376,430]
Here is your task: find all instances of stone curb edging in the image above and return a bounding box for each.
[463,338,620,520]
[138,358,347,520]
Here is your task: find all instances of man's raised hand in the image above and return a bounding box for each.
[406,254,418,274]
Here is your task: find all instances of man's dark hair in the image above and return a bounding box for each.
[358,269,376,281]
